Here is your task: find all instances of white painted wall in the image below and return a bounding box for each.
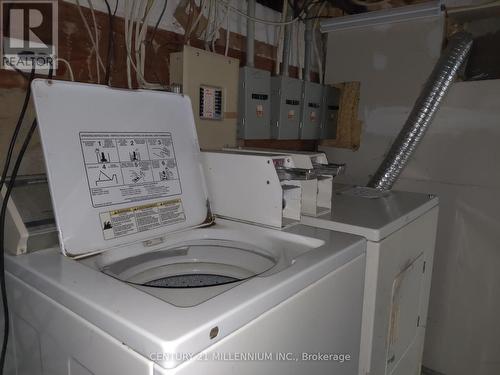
[321,15,500,375]
[321,16,445,185]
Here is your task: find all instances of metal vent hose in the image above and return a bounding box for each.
[368,32,473,190]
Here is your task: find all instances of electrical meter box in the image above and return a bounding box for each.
[270,76,302,140]
[169,46,239,149]
[320,85,340,139]
[300,81,324,140]
[237,66,271,139]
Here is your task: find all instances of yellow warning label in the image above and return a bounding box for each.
[100,198,185,240]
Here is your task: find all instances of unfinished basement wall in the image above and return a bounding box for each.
[320,16,500,375]
[0,0,316,176]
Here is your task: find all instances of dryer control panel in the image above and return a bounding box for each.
[201,151,308,228]
[221,148,347,218]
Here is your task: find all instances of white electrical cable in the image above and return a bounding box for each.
[123,0,166,89]
[56,58,75,81]
[210,0,229,52]
[136,0,152,86]
[133,0,144,85]
[124,0,133,88]
[210,0,217,51]
[203,0,214,50]
[187,0,206,44]
[210,0,229,51]
[312,29,322,84]
[312,2,327,84]
[275,0,287,75]
[224,3,230,55]
[87,0,101,83]
[125,0,140,87]
[209,0,218,50]
[140,1,154,81]
[75,0,105,81]
[133,0,145,82]
[297,22,303,80]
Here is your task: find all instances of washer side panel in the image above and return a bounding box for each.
[5,272,154,375]
[155,254,366,375]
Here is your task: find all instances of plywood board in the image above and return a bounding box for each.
[320,82,362,150]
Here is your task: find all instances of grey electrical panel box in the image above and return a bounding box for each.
[270,75,302,139]
[300,81,324,140]
[320,85,341,139]
[237,66,271,139]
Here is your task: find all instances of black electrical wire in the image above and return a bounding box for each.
[301,14,332,20]
[286,0,366,20]
[103,0,114,85]
[2,63,29,80]
[286,0,324,20]
[0,65,36,191]
[146,0,168,88]
[287,0,314,18]
[0,65,52,374]
[148,0,168,46]
[0,118,38,374]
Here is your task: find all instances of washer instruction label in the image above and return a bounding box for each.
[80,132,181,208]
[100,199,186,240]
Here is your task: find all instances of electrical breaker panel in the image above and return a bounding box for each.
[270,76,303,140]
[320,85,341,139]
[169,46,239,149]
[300,81,324,140]
[199,85,223,120]
[237,66,271,139]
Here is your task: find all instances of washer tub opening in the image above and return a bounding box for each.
[101,240,278,289]
[144,274,239,288]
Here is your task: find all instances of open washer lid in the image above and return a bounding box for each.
[32,80,209,257]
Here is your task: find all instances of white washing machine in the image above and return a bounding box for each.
[2,80,367,375]
[301,185,439,375]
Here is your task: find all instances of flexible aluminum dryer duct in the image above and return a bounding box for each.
[367,32,473,190]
